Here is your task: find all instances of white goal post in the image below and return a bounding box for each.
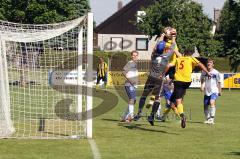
[0,13,93,139]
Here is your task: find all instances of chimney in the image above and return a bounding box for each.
[214,8,221,30]
[214,8,221,23]
[118,0,123,11]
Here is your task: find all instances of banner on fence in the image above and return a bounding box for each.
[223,73,240,88]
[107,71,148,86]
[189,73,224,88]
[49,70,239,89]
[107,72,225,88]
[49,70,98,86]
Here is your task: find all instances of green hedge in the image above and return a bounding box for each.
[38,50,239,72]
[212,57,240,72]
[94,52,239,72]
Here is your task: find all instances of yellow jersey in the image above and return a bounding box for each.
[169,52,177,62]
[97,62,108,77]
[170,56,200,82]
[164,40,178,53]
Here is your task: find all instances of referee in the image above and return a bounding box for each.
[96,57,108,91]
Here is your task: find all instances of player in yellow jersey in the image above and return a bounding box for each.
[96,57,108,91]
[162,48,211,128]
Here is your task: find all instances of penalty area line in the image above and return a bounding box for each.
[88,139,101,159]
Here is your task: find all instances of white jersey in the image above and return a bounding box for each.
[201,69,220,96]
[123,60,138,87]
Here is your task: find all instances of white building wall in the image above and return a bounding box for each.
[97,34,157,60]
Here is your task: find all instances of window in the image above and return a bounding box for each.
[136,38,148,51]
[137,11,146,23]
[111,37,123,51]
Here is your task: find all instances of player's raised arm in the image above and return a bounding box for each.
[165,27,182,57]
[200,71,205,92]
[122,63,134,86]
[152,32,166,54]
[218,82,222,96]
[171,36,182,57]
[217,72,222,96]
[197,62,211,77]
[161,63,174,78]
[160,55,176,78]
[104,62,108,74]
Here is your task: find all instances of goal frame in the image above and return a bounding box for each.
[0,12,93,139]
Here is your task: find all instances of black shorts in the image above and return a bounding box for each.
[170,81,191,102]
[96,75,107,84]
[141,76,163,97]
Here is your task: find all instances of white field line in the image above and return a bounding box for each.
[88,139,101,159]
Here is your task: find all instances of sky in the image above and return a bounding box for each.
[90,0,226,25]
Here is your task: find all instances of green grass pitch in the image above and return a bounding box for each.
[0,88,239,159]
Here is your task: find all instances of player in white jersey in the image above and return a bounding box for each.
[200,58,222,124]
[121,51,139,122]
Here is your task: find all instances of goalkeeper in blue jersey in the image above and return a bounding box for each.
[134,27,182,126]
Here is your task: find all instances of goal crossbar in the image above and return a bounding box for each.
[0,13,93,139]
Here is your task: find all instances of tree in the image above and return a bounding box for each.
[0,0,10,20]
[137,0,222,56]
[217,0,240,72]
[0,0,90,24]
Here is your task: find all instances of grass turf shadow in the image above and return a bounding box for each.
[226,152,240,156]
[117,122,179,135]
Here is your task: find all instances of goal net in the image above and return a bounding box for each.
[0,13,93,139]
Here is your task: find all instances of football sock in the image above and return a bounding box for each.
[129,104,134,116]
[157,104,161,116]
[122,107,129,119]
[177,103,184,115]
[180,113,185,118]
[138,97,146,113]
[163,107,171,115]
[172,107,180,118]
[96,84,99,90]
[104,83,107,89]
[204,105,210,120]
[151,101,160,116]
[210,106,216,120]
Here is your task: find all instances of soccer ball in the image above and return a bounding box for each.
[146,96,155,109]
[70,135,80,139]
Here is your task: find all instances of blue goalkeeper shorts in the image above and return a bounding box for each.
[164,91,172,100]
[125,85,136,100]
[204,93,218,106]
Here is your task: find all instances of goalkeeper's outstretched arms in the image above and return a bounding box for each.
[171,36,182,57]
[168,27,182,58]
[152,32,166,55]
[153,27,174,55]
[164,27,182,57]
